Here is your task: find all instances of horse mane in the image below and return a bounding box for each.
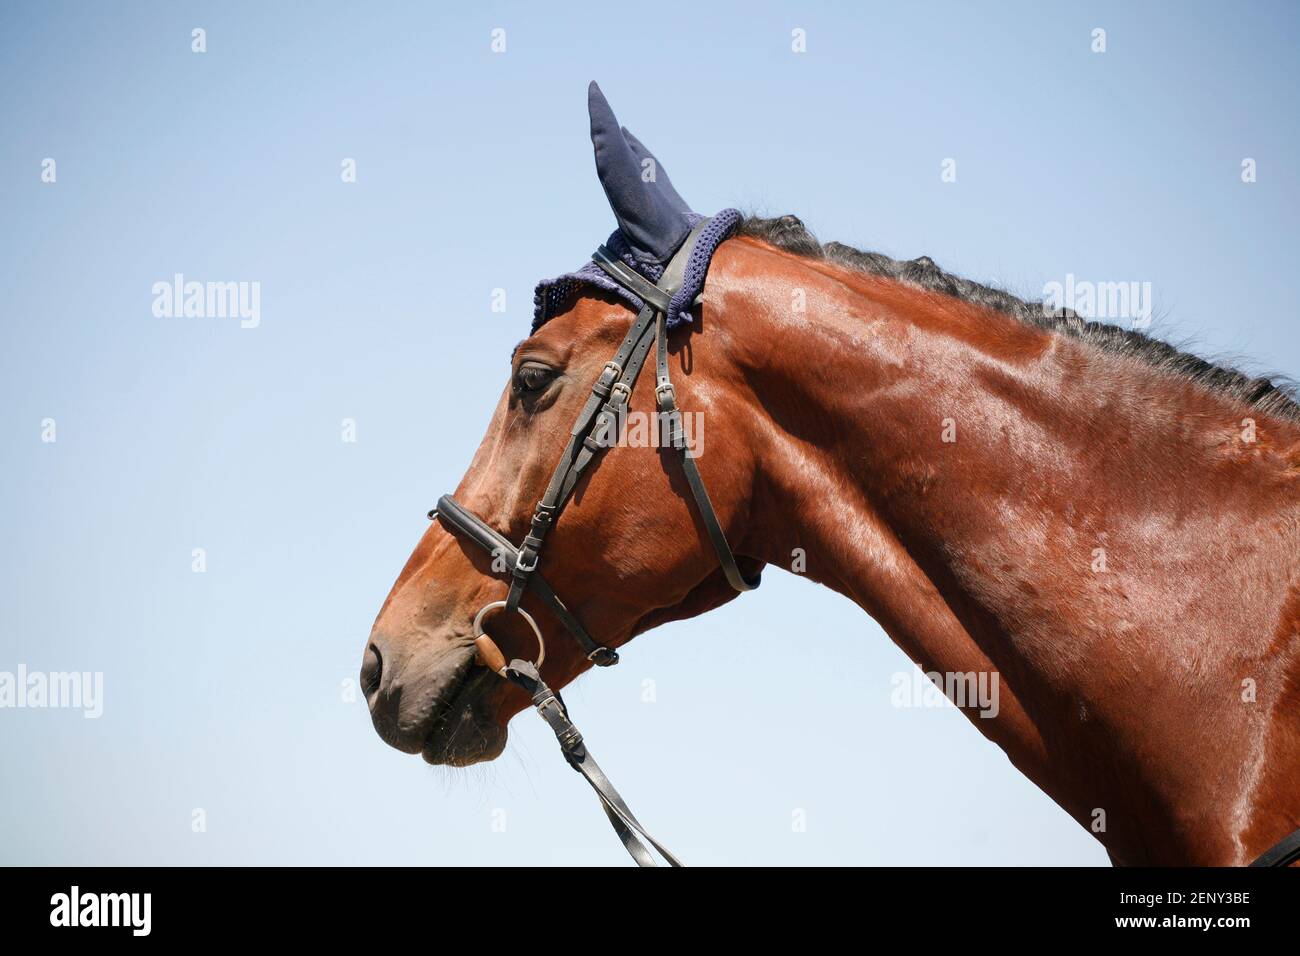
[738,215,1300,424]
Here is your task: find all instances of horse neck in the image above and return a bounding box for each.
[708,237,1300,864]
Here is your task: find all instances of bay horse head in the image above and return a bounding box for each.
[363,84,763,768]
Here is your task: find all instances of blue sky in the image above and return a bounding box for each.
[1,1,1296,865]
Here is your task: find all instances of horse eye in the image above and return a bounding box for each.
[513,363,557,395]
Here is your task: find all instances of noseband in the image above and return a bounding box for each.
[430,220,758,866]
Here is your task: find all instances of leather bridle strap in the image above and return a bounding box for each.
[1250,825,1300,867]
[647,307,759,592]
[496,218,715,615]
[434,299,665,667]
[591,247,673,312]
[503,658,683,867]
[589,234,759,593]
[433,495,610,663]
[431,219,760,866]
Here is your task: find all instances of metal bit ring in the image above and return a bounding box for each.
[472,600,545,670]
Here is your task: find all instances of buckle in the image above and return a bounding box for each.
[655,381,676,406]
[602,360,623,379]
[587,646,620,666]
[610,381,631,404]
[515,550,539,573]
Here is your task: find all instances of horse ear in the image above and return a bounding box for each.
[621,126,692,217]
[587,81,691,262]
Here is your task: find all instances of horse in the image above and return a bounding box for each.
[362,84,1300,867]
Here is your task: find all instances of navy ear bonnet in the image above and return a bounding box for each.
[532,82,741,332]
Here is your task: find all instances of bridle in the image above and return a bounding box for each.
[430,220,758,867]
[425,220,1300,870]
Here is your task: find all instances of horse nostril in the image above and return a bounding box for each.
[361,643,383,699]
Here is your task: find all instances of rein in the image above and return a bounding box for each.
[430,220,757,866]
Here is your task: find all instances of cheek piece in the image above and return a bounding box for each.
[430,220,759,868]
